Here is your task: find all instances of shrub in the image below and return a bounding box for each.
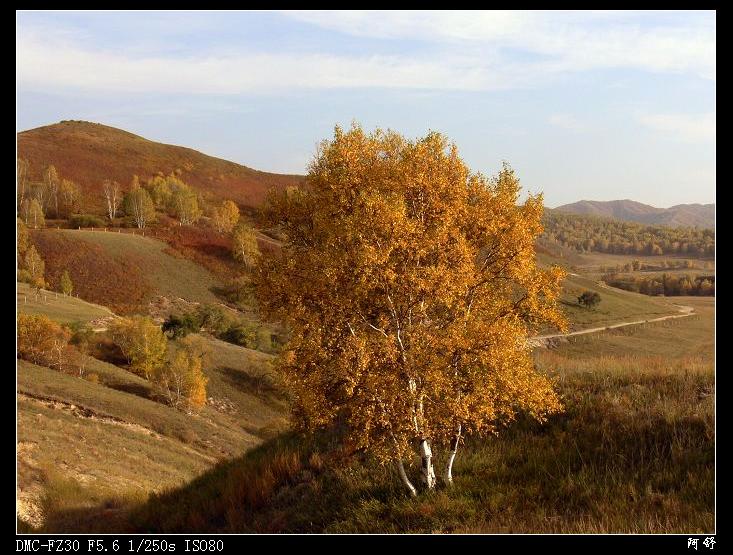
[69,214,106,228]
[109,316,168,379]
[162,313,203,339]
[221,324,257,348]
[17,313,71,370]
[578,291,601,309]
[195,304,233,336]
[152,336,208,412]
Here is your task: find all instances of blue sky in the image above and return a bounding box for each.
[17,10,715,208]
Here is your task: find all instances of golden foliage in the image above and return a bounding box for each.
[211,199,241,233]
[17,218,29,260]
[123,185,156,229]
[17,313,71,370]
[256,124,567,464]
[109,316,168,379]
[232,222,259,269]
[19,244,46,288]
[152,336,209,412]
[60,270,73,296]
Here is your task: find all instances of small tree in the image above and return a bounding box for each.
[123,184,156,229]
[69,324,94,377]
[232,222,259,269]
[17,313,71,370]
[578,291,601,309]
[60,270,74,296]
[212,200,240,233]
[17,158,30,212]
[103,179,122,221]
[171,183,201,225]
[17,218,29,262]
[20,245,46,289]
[152,336,209,411]
[146,175,173,209]
[255,124,566,495]
[21,199,45,229]
[109,316,168,378]
[44,165,60,218]
[59,179,81,217]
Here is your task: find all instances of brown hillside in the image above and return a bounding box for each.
[17,120,304,213]
[554,199,714,229]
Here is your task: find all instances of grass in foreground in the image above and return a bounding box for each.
[34,314,714,533]
[17,331,289,532]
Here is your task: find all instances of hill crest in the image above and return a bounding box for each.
[17,120,304,213]
[554,199,714,228]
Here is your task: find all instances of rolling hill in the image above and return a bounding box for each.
[17,291,288,531]
[554,200,714,229]
[30,229,223,315]
[17,120,304,212]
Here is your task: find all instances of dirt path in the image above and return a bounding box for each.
[528,304,695,348]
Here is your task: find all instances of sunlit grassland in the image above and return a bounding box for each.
[33,300,714,533]
[17,330,288,532]
[16,282,112,324]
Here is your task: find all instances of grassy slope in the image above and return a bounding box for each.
[31,229,222,314]
[17,120,303,212]
[17,329,288,531]
[17,282,112,324]
[552,297,714,359]
[33,297,714,534]
[18,220,713,533]
[537,250,681,330]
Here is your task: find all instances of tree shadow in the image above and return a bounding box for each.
[105,381,154,400]
[218,366,285,408]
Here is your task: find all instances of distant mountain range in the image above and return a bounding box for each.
[554,199,715,229]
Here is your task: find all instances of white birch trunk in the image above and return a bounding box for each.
[396,459,417,497]
[419,439,436,489]
[443,424,461,486]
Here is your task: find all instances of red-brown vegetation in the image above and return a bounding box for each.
[30,230,152,314]
[17,121,303,214]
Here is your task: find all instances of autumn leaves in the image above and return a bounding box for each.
[255,124,567,495]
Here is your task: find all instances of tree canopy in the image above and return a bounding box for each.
[255,124,566,493]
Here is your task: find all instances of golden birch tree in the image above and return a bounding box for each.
[255,124,566,495]
[110,316,168,379]
[232,222,259,269]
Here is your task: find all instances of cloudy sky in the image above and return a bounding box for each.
[17,10,715,207]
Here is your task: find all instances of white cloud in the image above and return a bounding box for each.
[638,113,716,142]
[284,10,716,80]
[16,11,715,95]
[16,29,540,93]
[548,113,584,132]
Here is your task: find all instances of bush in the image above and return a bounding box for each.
[69,214,106,228]
[578,291,601,309]
[195,304,233,336]
[109,316,168,379]
[162,313,203,339]
[17,313,71,370]
[221,324,257,348]
[152,336,208,412]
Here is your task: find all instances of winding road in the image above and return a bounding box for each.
[528,304,695,348]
